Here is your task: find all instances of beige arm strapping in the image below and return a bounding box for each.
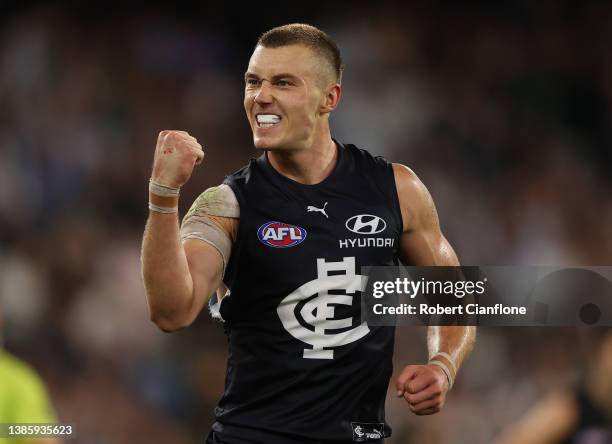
[180,184,239,275]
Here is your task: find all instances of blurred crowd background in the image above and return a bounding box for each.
[0,1,611,443]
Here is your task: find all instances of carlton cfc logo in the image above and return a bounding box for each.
[257,221,307,248]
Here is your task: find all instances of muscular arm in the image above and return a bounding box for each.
[141,193,228,332]
[393,163,476,413]
[393,163,458,267]
[141,131,239,332]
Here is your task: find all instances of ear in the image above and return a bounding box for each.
[319,83,342,114]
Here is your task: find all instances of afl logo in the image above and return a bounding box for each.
[258,221,307,248]
[345,214,387,234]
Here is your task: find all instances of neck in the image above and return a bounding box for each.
[267,135,338,185]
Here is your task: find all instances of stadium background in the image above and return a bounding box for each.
[0,1,611,443]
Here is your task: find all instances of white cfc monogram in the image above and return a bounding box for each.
[277,257,370,359]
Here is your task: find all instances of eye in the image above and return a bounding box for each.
[275,79,291,87]
[245,78,259,86]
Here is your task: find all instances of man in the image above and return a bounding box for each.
[141,24,475,443]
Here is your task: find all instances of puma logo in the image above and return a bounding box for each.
[306,202,329,218]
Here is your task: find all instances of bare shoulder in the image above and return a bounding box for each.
[391,163,436,233]
[392,163,422,187]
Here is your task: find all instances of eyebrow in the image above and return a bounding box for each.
[244,72,300,82]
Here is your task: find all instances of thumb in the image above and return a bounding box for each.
[395,365,421,397]
[194,149,205,165]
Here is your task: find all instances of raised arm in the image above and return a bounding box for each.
[392,163,476,415]
[141,130,233,332]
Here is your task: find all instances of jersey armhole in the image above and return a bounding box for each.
[221,178,248,289]
[387,163,404,235]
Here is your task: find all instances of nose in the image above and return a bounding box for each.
[254,80,273,105]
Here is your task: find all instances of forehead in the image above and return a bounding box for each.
[247,44,321,79]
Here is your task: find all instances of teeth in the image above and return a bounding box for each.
[256,114,281,124]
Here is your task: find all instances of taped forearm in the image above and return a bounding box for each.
[427,325,476,387]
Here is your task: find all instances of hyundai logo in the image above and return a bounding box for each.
[345,215,387,234]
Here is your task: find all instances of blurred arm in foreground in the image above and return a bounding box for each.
[494,328,612,444]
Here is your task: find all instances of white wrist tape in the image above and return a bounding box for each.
[149,179,180,197]
[149,203,178,214]
[433,351,458,375]
[429,359,454,389]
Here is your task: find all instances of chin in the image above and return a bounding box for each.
[253,135,283,151]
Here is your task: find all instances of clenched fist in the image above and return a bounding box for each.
[396,364,449,415]
[151,130,205,188]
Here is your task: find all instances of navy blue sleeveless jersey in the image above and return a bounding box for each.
[210,141,403,444]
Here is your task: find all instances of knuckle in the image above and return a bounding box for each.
[401,365,414,375]
[163,133,177,145]
[168,130,187,140]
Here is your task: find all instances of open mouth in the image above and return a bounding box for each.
[256,114,282,128]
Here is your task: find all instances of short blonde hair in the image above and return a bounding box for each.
[257,23,344,84]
